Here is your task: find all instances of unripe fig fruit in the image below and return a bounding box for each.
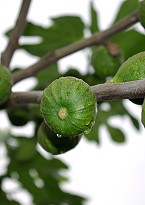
[139,0,145,29]
[0,65,12,105]
[37,121,82,155]
[110,52,145,105]
[40,77,97,137]
[111,52,145,83]
[91,45,121,79]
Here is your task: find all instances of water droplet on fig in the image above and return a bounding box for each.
[57,134,62,138]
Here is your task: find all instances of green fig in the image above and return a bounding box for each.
[110,52,145,105]
[91,45,122,79]
[40,77,97,137]
[37,121,82,155]
[111,52,145,83]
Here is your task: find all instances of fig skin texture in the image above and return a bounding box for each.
[40,76,97,137]
[37,121,82,155]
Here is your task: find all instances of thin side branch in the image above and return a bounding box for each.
[7,79,145,106]
[1,0,32,67]
[12,10,139,84]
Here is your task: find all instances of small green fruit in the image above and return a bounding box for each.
[110,52,145,105]
[139,0,145,29]
[0,65,12,105]
[91,45,121,79]
[37,121,82,155]
[40,77,97,137]
[111,52,145,83]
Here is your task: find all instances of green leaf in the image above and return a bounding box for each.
[20,16,84,57]
[107,124,125,143]
[89,1,99,33]
[113,0,138,23]
[22,21,48,37]
[16,137,36,162]
[35,63,60,90]
[5,21,45,38]
[128,113,140,130]
[85,100,140,144]
[52,16,84,38]
[5,134,85,205]
[111,29,145,60]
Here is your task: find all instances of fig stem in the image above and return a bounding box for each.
[12,10,139,84]
[1,0,32,67]
[5,78,145,107]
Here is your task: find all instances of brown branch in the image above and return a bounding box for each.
[12,10,139,84]
[8,91,42,106]
[1,0,32,67]
[91,80,145,101]
[7,79,145,106]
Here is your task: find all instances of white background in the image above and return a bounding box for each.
[1,1,145,205]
